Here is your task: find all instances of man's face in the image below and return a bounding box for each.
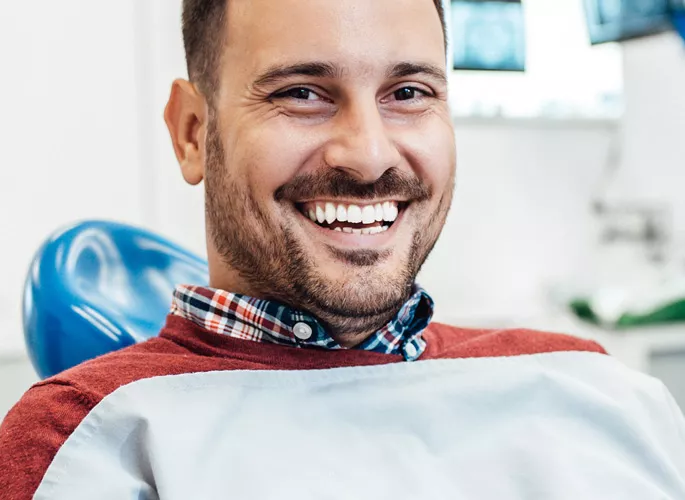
[204,0,455,338]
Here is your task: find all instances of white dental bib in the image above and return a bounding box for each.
[35,351,685,500]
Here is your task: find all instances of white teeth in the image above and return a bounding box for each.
[306,201,399,227]
[382,202,398,222]
[375,203,384,222]
[361,206,376,224]
[382,202,391,221]
[331,225,390,235]
[316,205,326,224]
[336,205,348,223]
[347,205,363,223]
[325,203,337,225]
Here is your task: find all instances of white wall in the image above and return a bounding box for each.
[0,1,159,419]
[0,0,147,356]
[133,0,207,258]
[422,121,614,324]
[0,357,38,421]
[618,33,685,240]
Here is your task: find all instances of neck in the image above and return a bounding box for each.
[208,260,400,348]
[313,307,400,348]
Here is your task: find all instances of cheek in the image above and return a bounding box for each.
[399,121,456,194]
[232,120,322,200]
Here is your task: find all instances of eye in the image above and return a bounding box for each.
[392,86,428,101]
[273,87,324,102]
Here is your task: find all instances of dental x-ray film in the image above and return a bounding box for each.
[583,0,672,44]
[450,0,526,71]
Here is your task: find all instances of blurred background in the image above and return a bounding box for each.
[1,0,685,418]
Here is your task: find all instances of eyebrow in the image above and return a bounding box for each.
[252,60,448,88]
[387,62,448,86]
[253,62,342,88]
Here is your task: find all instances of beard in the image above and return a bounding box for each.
[204,116,453,338]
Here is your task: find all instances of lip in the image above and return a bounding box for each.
[294,197,410,205]
[292,203,407,250]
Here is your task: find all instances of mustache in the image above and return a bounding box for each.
[274,168,431,203]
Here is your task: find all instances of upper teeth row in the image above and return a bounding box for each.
[308,202,399,225]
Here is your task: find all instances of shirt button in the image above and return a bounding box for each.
[405,343,418,359]
[293,322,313,341]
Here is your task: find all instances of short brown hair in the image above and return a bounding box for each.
[182,0,447,96]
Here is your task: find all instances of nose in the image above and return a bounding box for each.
[323,101,402,183]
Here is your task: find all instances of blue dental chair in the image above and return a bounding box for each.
[23,221,208,379]
[675,10,685,43]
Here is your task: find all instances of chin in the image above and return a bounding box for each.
[303,256,414,317]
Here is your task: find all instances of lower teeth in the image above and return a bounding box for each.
[332,226,389,235]
[301,208,392,234]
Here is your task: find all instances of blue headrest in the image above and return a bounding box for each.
[23,221,208,379]
[674,11,685,43]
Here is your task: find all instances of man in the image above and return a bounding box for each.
[1,0,684,498]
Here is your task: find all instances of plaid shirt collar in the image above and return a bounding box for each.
[171,285,434,361]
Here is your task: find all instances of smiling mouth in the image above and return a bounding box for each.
[295,200,406,235]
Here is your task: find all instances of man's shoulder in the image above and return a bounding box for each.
[33,336,200,400]
[422,322,607,360]
[0,334,241,499]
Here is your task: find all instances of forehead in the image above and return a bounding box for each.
[224,0,445,75]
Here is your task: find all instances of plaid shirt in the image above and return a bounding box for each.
[170,285,434,361]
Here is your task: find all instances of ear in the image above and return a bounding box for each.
[164,79,207,186]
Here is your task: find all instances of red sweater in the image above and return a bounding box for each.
[0,316,605,499]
